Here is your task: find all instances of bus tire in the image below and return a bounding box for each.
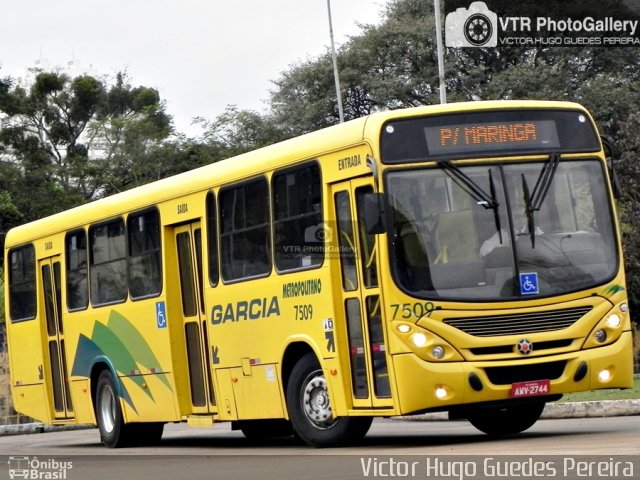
[286,353,373,447]
[95,369,130,448]
[466,401,545,436]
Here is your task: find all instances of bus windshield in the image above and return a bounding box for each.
[386,159,618,300]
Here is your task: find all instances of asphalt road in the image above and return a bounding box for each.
[0,417,638,480]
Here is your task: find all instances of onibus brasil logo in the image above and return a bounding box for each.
[8,456,73,479]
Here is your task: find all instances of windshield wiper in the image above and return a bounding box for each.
[521,153,561,248]
[440,161,502,243]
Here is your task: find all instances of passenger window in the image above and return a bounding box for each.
[66,230,89,311]
[219,178,271,281]
[335,191,358,292]
[89,219,127,305]
[128,209,162,299]
[273,163,323,271]
[206,192,219,286]
[8,245,36,321]
[356,186,378,288]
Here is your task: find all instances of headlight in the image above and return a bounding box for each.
[397,324,411,333]
[606,314,621,328]
[582,306,627,349]
[412,332,428,347]
[394,322,463,361]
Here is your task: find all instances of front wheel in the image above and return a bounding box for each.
[467,401,545,436]
[286,353,372,447]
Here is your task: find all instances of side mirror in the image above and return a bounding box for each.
[601,135,622,199]
[362,192,388,235]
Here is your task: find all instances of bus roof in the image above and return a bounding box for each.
[4,100,589,247]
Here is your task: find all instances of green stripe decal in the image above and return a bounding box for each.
[71,308,175,414]
[92,322,155,402]
[107,310,172,390]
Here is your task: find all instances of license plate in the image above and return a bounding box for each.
[510,379,551,398]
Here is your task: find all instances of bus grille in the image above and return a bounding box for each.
[443,306,592,337]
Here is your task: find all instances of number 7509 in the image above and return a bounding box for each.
[390,302,435,320]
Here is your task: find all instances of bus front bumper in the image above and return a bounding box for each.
[393,330,634,415]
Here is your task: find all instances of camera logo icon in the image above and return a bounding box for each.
[304,223,332,243]
[445,2,498,47]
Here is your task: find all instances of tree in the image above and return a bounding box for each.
[617,113,640,316]
[0,125,82,237]
[3,72,106,199]
[194,106,287,157]
[0,71,173,210]
[0,190,22,236]
[87,73,173,194]
[269,0,441,133]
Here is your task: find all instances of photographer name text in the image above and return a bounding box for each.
[360,457,635,478]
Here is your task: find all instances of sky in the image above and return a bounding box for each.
[0,0,388,136]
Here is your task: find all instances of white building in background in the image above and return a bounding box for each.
[13,54,100,91]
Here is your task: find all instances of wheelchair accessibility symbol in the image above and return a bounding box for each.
[156,301,167,328]
[519,272,539,295]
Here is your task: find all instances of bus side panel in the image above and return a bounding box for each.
[7,320,51,423]
[231,364,285,419]
[392,353,468,415]
[119,372,181,423]
[65,301,182,424]
[215,368,238,420]
[69,379,94,424]
[112,298,182,423]
[206,272,330,421]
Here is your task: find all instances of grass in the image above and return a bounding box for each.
[560,375,640,402]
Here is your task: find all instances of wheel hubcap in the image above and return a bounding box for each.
[99,384,116,433]
[302,371,337,429]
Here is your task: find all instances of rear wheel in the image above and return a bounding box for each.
[467,401,545,435]
[95,370,128,448]
[95,370,165,447]
[286,353,372,447]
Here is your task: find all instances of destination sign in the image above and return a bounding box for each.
[380,109,601,163]
[424,120,560,155]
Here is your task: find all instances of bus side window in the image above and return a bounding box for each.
[335,191,358,292]
[65,230,89,311]
[355,186,378,288]
[127,208,162,299]
[206,191,219,286]
[8,244,37,321]
[273,162,322,272]
[219,178,271,281]
[89,219,127,306]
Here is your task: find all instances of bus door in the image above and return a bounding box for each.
[332,177,392,409]
[173,222,216,414]
[39,256,74,419]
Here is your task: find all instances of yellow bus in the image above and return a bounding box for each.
[3,100,634,448]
